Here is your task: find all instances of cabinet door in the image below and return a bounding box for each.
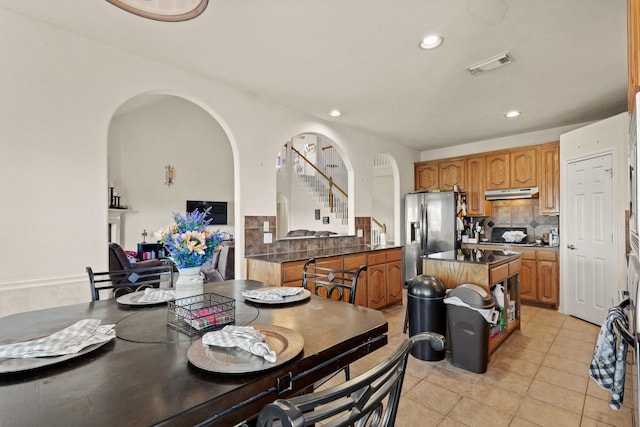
[386,261,403,305]
[367,264,387,309]
[415,162,438,191]
[539,143,560,215]
[485,153,510,190]
[519,260,537,302]
[629,0,640,112]
[439,159,466,191]
[537,260,559,307]
[344,254,368,306]
[510,148,537,188]
[466,157,490,217]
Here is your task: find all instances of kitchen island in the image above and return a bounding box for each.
[424,248,521,354]
[246,245,404,309]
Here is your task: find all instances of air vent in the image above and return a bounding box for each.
[466,51,513,75]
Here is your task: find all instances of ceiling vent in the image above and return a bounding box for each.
[466,51,513,75]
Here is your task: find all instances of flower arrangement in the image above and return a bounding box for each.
[159,209,225,269]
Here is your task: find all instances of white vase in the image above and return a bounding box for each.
[175,266,204,302]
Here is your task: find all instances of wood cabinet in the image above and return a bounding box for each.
[485,152,510,190]
[629,0,640,112]
[439,159,466,191]
[415,162,438,191]
[246,248,403,309]
[466,156,491,217]
[536,250,559,307]
[510,148,537,188]
[539,142,560,215]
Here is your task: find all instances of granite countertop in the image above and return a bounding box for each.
[246,244,403,263]
[427,248,521,266]
[465,242,559,250]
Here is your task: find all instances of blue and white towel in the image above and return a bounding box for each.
[589,306,628,410]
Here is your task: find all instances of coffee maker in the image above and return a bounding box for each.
[549,227,559,247]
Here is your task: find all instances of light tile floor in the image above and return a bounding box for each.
[345,299,634,427]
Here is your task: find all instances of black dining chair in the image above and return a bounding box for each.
[86,263,174,301]
[256,331,446,427]
[302,258,367,383]
[302,258,367,306]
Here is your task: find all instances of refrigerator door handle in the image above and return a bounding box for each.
[421,203,428,252]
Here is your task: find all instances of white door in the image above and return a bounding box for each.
[565,153,615,325]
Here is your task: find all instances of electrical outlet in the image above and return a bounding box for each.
[263,233,273,244]
[357,229,363,237]
[263,221,270,232]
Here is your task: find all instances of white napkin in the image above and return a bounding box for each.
[137,288,175,303]
[202,325,277,363]
[241,287,303,301]
[0,319,115,359]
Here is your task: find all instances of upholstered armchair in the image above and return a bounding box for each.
[201,240,235,282]
[108,243,165,284]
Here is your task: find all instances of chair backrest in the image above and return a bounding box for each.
[217,241,235,280]
[302,258,367,305]
[86,264,173,301]
[256,332,446,427]
[109,242,133,271]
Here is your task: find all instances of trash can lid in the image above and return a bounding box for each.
[407,275,446,298]
[447,284,494,309]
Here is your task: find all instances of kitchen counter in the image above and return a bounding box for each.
[466,241,559,250]
[245,244,403,263]
[427,249,521,266]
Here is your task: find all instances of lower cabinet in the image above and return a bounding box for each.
[247,248,403,309]
[512,248,559,309]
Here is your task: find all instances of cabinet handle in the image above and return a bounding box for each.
[567,244,576,250]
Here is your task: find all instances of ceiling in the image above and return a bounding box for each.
[0,0,629,151]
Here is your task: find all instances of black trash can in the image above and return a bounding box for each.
[444,284,496,373]
[407,275,447,361]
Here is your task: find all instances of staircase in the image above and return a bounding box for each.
[294,173,348,225]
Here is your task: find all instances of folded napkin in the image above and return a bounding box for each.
[202,325,276,363]
[241,287,303,301]
[137,288,175,303]
[0,319,115,359]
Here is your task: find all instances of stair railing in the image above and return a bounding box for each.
[371,217,386,246]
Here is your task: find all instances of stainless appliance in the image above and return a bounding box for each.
[404,191,459,282]
[484,187,539,200]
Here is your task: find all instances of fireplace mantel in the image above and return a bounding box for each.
[108,208,128,245]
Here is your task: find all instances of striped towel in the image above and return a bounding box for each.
[137,288,175,303]
[202,325,276,362]
[0,319,115,359]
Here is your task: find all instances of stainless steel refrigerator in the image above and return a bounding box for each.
[404,191,459,283]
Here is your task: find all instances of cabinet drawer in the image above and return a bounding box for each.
[344,254,367,270]
[508,259,521,276]
[490,263,509,284]
[536,250,557,261]
[368,251,387,265]
[518,248,536,260]
[386,248,403,262]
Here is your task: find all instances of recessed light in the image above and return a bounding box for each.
[419,35,443,50]
[329,110,342,117]
[505,111,521,118]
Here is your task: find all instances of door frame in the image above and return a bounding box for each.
[560,148,621,318]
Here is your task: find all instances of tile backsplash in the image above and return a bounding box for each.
[244,216,370,256]
[472,199,559,241]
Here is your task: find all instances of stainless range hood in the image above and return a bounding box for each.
[485,187,539,200]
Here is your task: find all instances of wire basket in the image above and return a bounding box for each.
[167,292,235,336]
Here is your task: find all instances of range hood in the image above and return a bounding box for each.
[485,187,539,200]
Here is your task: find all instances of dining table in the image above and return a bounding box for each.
[0,280,389,427]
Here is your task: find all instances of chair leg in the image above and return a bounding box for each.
[344,365,350,381]
[403,304,409,334]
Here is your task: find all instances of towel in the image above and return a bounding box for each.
[202,325,276,362]
[241,287,303,301]
[137,288,175,303]
[0,319,115,359]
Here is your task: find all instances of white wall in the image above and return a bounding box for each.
[108,95,235,249]
[0,9,419,316]
[559,112,629,312]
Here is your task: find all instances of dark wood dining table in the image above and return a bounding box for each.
[0,280,388,426]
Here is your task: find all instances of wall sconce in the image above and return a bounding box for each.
[165,164,175,186]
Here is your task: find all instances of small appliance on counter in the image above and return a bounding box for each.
[549,227,559,247]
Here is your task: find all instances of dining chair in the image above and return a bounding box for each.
[86,263,174,301]
[302,258,367,305]
[256,331,446,427]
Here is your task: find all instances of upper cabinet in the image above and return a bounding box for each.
[486,148,537,190]
[415,162,438,191]
[538,142,560,215]
[629,0,640,112]
[466,156,491,217]
[439,159,466,191]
